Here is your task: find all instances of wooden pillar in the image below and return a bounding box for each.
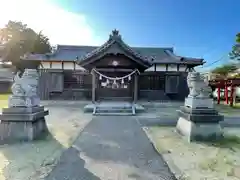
[217,85,221,104]
[225,81,229,104]
[92,71,96,103]
[230,83,234,107]
[134,73,138,103]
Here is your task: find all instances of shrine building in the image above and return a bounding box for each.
[23,29,204,102]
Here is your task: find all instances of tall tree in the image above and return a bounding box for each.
[211,63,237,77]
[229,33,240,61]
[0,21,51,72]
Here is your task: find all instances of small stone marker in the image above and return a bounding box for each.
[176,72,224,142]
[0,69,49,144]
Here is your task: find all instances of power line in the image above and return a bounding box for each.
[201,54,227,69]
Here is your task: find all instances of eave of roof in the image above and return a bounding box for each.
[152,50,204,65]
[77,29,151,67]
[21,30,205,66]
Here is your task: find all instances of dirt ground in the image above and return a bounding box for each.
[145,126,240,180]
[0,100,239,180]
[0,103,92,180]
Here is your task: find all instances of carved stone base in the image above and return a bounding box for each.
[176,107,224,142]
[176,117,223,142]
[0,106,49,144]
[8,95,40,108]
[177,106,224,123]
[185,96,214,109]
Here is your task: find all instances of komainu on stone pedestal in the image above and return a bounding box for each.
[0,69,49,144]
[176,72,224,142]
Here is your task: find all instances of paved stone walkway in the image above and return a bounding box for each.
[45,116,177,180]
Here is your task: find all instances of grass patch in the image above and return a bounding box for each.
[0,94,9,108]
[147,126,240,179]
[215,104,240,116]
[206,135,240,150]
[199,156,235,176]
[233,103,240,109]
[197,135,240,176]
[0,94,9,100]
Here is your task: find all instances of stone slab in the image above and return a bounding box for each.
[8,95,40,107]
[177,109,223,123]
[0,117,48,144]
[0,110,49,122]
[179,106,218,115]
[2,106,45,114]
[133,103,145,112]
[176,117,223,142]
[185,96,213,109]
[83,102,145,113]
[83,103,95,113]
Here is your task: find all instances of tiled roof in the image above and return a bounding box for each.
[24,45,175,63]
[77,29,152,67]
[22,30,204,65]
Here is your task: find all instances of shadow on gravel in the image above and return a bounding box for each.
[44,147,101,180]
[43,116,177,180]
[73,117,177,180]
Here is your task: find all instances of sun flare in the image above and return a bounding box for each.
[0,0,99,45]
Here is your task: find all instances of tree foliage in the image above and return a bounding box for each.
[211,63,237,76]
[229,33,240,61]
[0,21,51,72]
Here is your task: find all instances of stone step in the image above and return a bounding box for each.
[94,112,134,116]
[95,108,133,113]
[95,109,133,114]
[95,107,133,112]
[93,104,134,116]
[132,106,136,115]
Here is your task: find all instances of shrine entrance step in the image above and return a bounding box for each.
[93,101,135,116]
[97,96,132,102]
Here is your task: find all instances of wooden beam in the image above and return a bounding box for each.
[96,68,134,72]
[134,73,138,103]
[92,72,96,102]
[230,84,234,107]
[73,62,76,70]
[217,86,221,104]
[225,81,229,104]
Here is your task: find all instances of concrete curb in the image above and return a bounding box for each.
[142,127,188,180]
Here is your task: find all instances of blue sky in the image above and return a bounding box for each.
[1,0,239,71]
[55,0,239,71]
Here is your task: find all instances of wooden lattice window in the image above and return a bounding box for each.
[139,74,165,90]
[64,71,91,89]
[165,75,179,93]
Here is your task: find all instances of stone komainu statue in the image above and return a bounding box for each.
[187,72,212,98]
[11,69,39,96]
[9,69,40,107]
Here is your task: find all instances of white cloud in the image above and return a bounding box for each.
[0,0,101,45]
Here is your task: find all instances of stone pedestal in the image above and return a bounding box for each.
[0,69,49,144]
[0,106,49,144]
[176,72,224,142]
[176,106,223,142]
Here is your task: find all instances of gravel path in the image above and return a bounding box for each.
[45,116,177,180]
